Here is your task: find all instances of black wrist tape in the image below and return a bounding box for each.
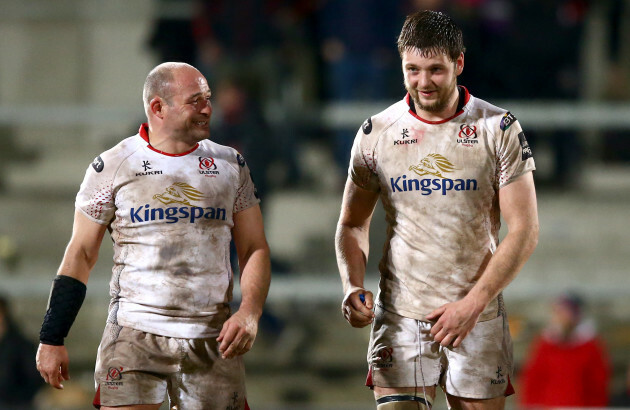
[39,275,87,346]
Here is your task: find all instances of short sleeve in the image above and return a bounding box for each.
[75,154,117,224]
[496,113,536,188]
[349,118,380,192]
[234,152,260,213]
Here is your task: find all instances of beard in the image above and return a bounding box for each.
[406,77,458,114]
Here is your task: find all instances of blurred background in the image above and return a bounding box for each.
[1,0,629,408]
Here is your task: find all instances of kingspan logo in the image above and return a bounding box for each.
[130,182,226,224]
[390,154,478,196]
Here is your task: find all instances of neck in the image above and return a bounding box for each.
[148,130,198,155]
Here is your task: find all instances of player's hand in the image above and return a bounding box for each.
[36,343,70,389]
[426,297,483,348]
[341,287,375,328]
[217,310,258,359]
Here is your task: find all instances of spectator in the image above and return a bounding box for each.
[146,0,198,65]
[0,295,44,409]
[192,0,289,104]
[519,292,610,407]
[212,76,280,202]
[192,1,308,192]
[213,76,298,277]
[473,0,588,188]
[316,0,406,172]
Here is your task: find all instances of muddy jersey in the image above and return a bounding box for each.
[350,87,535,322]
[76,123,259,338]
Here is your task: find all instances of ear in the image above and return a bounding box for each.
[149,97,165,119]
[455,52,464,76]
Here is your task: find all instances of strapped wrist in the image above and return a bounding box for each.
[39,275,86,345]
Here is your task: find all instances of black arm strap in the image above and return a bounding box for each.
[39,275,87,346]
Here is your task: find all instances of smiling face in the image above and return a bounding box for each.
[402,48,463,121]
[161,66,213,143]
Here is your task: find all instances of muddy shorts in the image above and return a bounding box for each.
[366,305,514,399]
[93,322,248,409]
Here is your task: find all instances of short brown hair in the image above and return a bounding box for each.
[397,10,465,61]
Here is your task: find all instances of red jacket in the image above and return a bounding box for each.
[519,322,610,407]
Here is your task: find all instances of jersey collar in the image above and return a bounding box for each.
[138,123,200,157]
[406,86,470,124]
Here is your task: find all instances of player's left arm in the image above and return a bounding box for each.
[427,171,539,347]
[218,204,271,359]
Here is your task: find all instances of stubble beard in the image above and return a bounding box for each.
[188,119,211,142]
[407,78,458,114]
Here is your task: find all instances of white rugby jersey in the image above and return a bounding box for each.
[350,87,535,322]
[76,123,259,338]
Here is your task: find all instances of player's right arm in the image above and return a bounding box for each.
[36,210,107,389]
[335,178,379,328]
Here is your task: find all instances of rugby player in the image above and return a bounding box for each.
[335,10,539,410]
[36,62,270,409]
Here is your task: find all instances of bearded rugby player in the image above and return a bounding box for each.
[336,10,538,410]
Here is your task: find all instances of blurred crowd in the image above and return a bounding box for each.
[146,0,629,196]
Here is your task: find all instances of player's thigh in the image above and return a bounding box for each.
[446,394,506,410]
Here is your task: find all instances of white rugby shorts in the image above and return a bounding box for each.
[93,322,248,409]
[366,305,515,399]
